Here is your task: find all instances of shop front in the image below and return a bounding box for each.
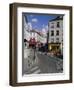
[29,38,36,48]
[48,43,61,55]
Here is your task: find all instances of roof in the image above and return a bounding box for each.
[23,15,28,23]
[49,16,63,22]
[30,30,42,36]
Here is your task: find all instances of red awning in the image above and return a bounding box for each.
[29,38,36,45]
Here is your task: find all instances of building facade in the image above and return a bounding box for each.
[28,30,47,47]
[48,16,63,54]
[24,15,31,41]
[37,33,47,44]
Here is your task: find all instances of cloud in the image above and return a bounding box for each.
[45,25,48,31]
[42,24,48,33]
[42,24,45,28]
[32,18,38,23]
[30,15,34,17]
[28,22,32,30]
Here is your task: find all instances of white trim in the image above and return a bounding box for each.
[17,7,70,82]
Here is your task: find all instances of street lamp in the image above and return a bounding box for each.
[46,29,49,52]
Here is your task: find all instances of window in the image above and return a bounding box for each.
[51,23,54,28]
[51,25,54,28]
[56,38,59,42]
[51,38,54,43]
[56,30,59,35]
[51,31,54,36]
[57,22,60,27]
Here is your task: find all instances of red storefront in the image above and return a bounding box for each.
[29,38,36,47]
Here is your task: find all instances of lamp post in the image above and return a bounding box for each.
[47,30,49,52]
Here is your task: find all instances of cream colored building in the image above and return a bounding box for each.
[24,16,31,41]
[48,16,63,54]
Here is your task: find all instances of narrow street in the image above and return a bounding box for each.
[23,48,63,75]
[36,52,63,73]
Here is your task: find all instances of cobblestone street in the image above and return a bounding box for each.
[22,48,63,75]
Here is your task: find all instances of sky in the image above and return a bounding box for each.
[23,13,59,32]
